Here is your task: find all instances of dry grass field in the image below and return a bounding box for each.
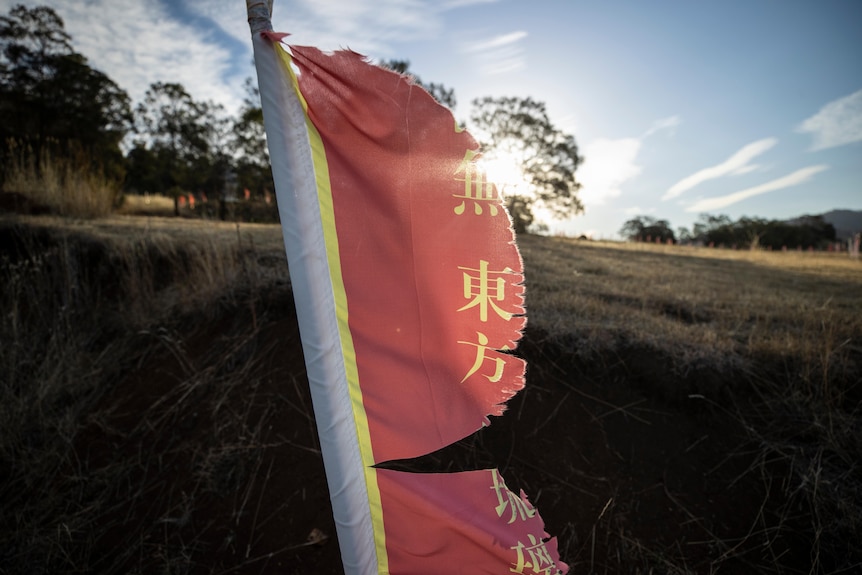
[1,213,860,574]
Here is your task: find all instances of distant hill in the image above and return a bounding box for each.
[787,209,862,240]
[820,210,862,240]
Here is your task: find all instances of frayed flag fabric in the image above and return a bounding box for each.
[247,2,567,574]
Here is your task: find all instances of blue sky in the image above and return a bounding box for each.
[4,0,860,238]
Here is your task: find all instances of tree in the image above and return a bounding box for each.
[123,143,163,195]
[505,195,535,234]
[692,213,733,244]
[469,96,583,234]
[131,82,229,213]
[689,213,836,249]
[135,82,210,161]
[620,215,675,243]
[783,215,836,248]
[0,4,132,181]
[231,77,273,199]
[0,5,72,86]
[379,60,456,109]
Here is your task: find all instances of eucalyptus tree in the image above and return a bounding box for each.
[0,4,132,181]
[130,81,231,213]
[231,77,273,199]
[619,215,675,243]
[469,96,583,234]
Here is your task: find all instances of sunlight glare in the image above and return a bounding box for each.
[477,152,531,198]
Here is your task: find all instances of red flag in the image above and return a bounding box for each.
[251,15,566,574]
[285,44,527,463]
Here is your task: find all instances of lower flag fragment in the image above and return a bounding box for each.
[378,468,566,574]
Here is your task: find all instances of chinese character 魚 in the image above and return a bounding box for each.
[453,149,500,216]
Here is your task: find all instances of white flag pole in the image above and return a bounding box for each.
[246,2,378,573]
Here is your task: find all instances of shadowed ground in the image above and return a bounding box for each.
[2,214,859,573]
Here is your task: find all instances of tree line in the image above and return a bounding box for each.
[1,4,584,230]
[620,213,838,250]
[0,5,271,216]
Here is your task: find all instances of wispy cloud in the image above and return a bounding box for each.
[291,0,443,51]
[642,115,681,138]
[0,0,518,115]
[441,0,500,9]
[1,0,501,113]
[186,0,257,53]
[663,138,777,200]
[579,116,679,207]
[796,88,862,151]
[463,31,528,53]
[193,0,469,57]
[1,0,244,111]
[460,30,528,75]
[578,138,642,206]
[684,165,828,212]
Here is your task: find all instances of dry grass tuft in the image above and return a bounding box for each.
[2,141,119,218]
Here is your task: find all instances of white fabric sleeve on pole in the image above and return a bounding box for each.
[247,3,378,574]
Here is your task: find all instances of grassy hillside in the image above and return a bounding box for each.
[1,214,860,574]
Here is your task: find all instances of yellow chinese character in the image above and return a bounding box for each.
[453,149,500,216]
[491,470,536,524]
[457,331,506,383]
[510,533,557,575]
[457,260,517,322]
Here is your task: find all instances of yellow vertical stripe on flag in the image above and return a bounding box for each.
[274,44,389,574]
